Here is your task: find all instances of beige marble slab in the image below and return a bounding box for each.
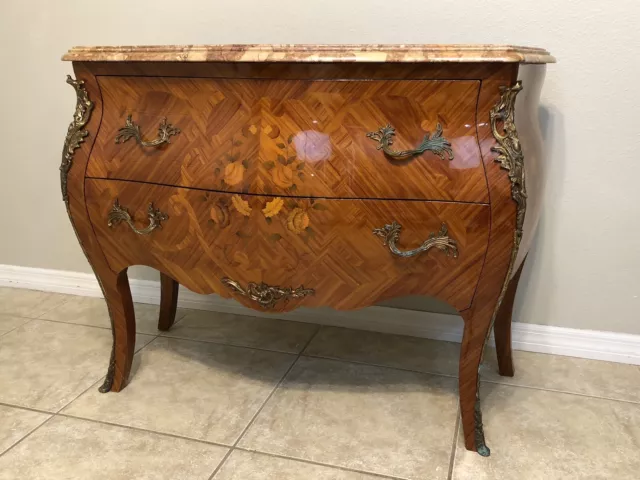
[240,356,458,479]
[214,450,383,480]
[63,44,555,63]
[0,405,51,455]
[0,416,227,480]
[453,384,640,479]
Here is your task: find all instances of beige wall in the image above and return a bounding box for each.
[1,0,639,334]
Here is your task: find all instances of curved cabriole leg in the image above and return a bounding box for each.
[158,273,179,331]
[493,257,527,377]
[459,307,495,457]
[98,269,136,393]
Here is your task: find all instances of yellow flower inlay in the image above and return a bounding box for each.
[224,162,245,186]
[262,197,284,218]
[287,208,310,234]
[231,194,252,217]
[272,164,294,189]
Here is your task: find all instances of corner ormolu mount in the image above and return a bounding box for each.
[474,80,526,457]
[60,75,94,207]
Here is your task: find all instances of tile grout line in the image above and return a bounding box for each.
[55,334,162,415]
[36,327,406,480]
[57,411,231,449]
[447,406,461,480]
[0,318,36,338]
[0,414,56,459]
[31,316,113,331]
[232,324,323,445]
[302,352,460,379]
[0,394,229,451]
[59,409,411,480]
[481,379,640,405]
[0,312,44,322]
[207,325,322,480]
[0,401,54,416]
[0,340,143,458]
[305,353,640,407]
[5,309,640,412]
[156,332,310,356]
[5,293,640,476]
[14,290,640,404]
[7,315,640,417]
[19,315,168,338]
[60,405,408,480]
[34,295,76,319]
[235,447,410,480]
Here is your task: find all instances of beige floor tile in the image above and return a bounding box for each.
[453,384,640,480]
[164,309,318,353]
[64,337,296,445]
[0,287,67,318]
[214,450,384,479]
[305,326,460,376]
[0,405,51,454]
[240,357,458,480]
[0,320,154,412]
[0,314,30,335]
[0,416,227,480]
[482,347,640,403]
[40,294,189,334]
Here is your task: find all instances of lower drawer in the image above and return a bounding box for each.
[84,179,490,311]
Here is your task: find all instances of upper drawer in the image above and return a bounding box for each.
[86,77,488,202]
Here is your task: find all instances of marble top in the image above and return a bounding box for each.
[62,44,555,64]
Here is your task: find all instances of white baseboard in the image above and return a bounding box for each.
[1,264,639,365]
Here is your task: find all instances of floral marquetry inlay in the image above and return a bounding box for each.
[206,193,326,242]
[263,132,307,194]
[231,195,252,217]
[262,198,284,218]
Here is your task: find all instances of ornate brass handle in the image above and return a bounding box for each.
[107,199,168,235]
[115,115,180,147]
[366,124,453,160]
[221,278,314,309]
[373,221,458,258]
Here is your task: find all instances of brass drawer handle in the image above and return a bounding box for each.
[115,115,180,147]
[222,278,314,309]
[373,221,458,258]
[366,124,453,160]
[107,199,168,235]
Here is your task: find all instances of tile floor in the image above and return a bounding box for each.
[0,286,639,479]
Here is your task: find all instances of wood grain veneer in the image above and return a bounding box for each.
[87,77,487,202]
[60,46,553,456]
[85,178,490,311]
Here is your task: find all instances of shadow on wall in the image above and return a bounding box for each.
[515,102,566,328]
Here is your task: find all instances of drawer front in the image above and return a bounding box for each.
[86,76,487,202]
[85,179,490,311]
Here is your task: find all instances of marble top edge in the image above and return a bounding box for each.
[62,44,555,64]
